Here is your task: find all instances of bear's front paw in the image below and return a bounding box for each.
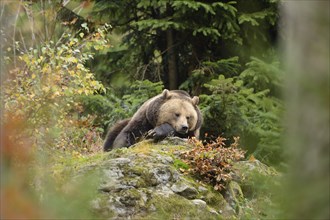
[147,123,175,142]
[146,129,156,138]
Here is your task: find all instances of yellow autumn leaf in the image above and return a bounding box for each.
[67,57,78,63]
[69,41,75,46]
[42,66,51,74]
[77,63,84,69]
[42,86,50,92]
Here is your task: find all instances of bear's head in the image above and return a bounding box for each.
[156,89,199,134]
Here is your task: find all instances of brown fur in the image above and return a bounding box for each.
[103,119,130,151]
[103,89,203,151]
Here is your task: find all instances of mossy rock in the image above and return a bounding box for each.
[145,194,221,220]
[56,138,278,219]
[232,160,279,198]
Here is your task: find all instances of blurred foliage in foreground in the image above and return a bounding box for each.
[1,117,101,219]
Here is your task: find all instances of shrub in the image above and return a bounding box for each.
[3,24,110,153]
[180,136,245,191]
[200,74,283,165]
[195,56,283,166]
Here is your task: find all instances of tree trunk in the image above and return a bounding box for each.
[166,28,178,90]
[281,1,329,219]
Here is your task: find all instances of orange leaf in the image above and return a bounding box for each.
[249,155,256,162]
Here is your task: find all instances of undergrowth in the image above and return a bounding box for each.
[180,136,245,191]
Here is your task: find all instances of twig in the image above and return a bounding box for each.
[0,1,5,20]
[41,0,49,41]
[19,30,27,53]
[22,1,36,47]
[12,0,22,67]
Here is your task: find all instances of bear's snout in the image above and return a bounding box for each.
[179,125,189,133]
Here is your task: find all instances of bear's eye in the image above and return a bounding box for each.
[186,116,190,120]
[175,113,180,117]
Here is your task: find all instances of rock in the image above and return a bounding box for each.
[155,185,175,197]
[220,204,236,216]
[232,159,279,198]
[99,167,130,192]
[63,138,276,219]
[209,208,219,215]
[171,181,198,199]
[198,186,208,193]
[155,154,173,164]
[192,199,207,208]
[111,157,131,165]
[159,136,189,146]
[223,181,244,214]
[233,160,278,179]
[149,166,176,185]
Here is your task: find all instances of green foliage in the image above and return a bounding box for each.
[122,80,164,112]
[197,57,283,165]
[181,136,245,191]
[79,80,164,134]
[239,9,277,26]
[180,56,241,94]
[91,0,278,87]
[37,171,101,219]
[240,56,283,94]
[173,158,190,171]
[78,94,121,130]
[3,23,109,152]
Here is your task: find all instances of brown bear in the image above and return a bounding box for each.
[103,89,202,151]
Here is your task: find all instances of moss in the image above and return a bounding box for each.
[130,165,147,176]
[226,181,244,214]
[173,158,189,170]
[118,188,142,206]
[49,152,108,186]
[157,144,191,155]
[145,194,221,220]
[130,141,154,154]
[108,147,129,157]
[121,176,147,188]
[52,152,100,169]
[203,187,228,209]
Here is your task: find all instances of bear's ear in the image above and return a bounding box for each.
[161,89,172,99]
[192,96,199,105]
